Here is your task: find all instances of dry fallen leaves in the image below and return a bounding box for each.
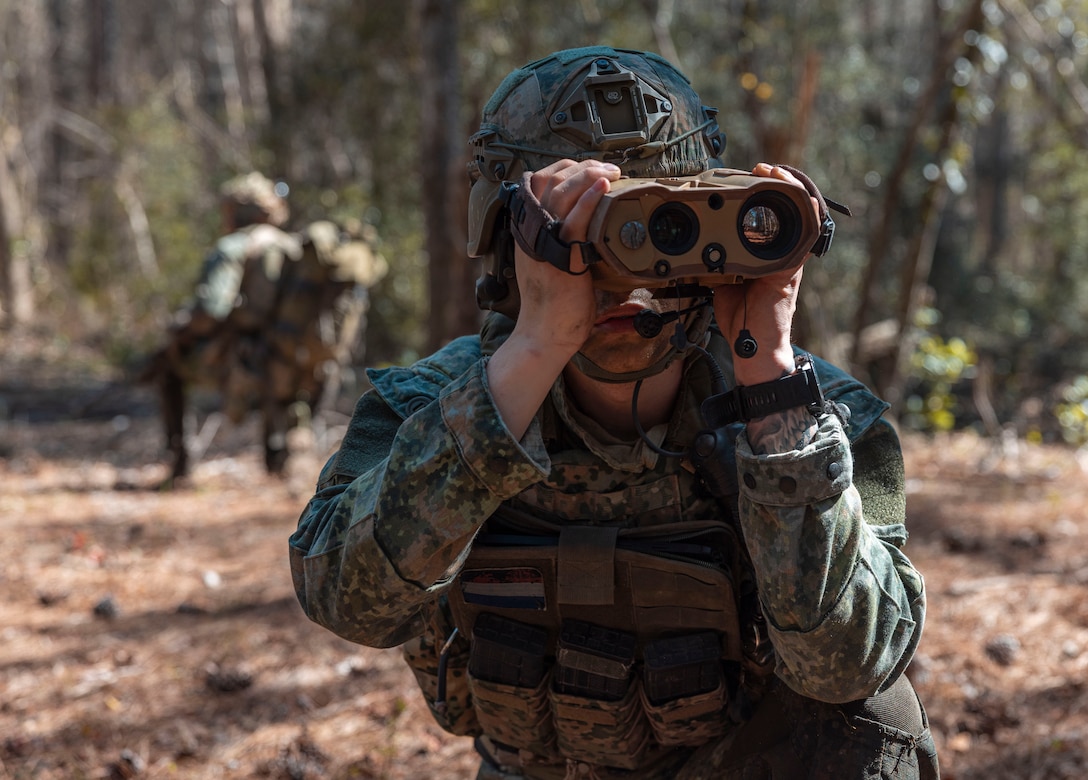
[1,334,1086,778]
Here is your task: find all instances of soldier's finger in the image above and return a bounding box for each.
[543,163,620,224]
[558,175,613,247]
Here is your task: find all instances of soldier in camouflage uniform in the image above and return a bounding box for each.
[149,174,385,481]
[290,48,940,779]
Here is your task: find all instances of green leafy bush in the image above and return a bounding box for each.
[904,335,977,432]
[1055,376,1088,446]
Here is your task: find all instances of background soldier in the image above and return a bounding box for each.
[147,173,386,482]
[290,48,939,779]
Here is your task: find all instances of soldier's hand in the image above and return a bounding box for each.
[712,163,819,386]
[488,159,621,441]
[511,159,621,362]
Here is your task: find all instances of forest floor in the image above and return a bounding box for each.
[1,328,1087,780]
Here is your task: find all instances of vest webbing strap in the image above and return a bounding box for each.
[557,526,618,606]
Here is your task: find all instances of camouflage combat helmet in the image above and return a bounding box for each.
[468,47,725,382]
[220,171,289,228]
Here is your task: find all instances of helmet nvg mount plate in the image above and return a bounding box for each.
[547,56,674,151]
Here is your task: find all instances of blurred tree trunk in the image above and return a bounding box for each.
[850,0,984,380]
[873,0,987,412]
[0,1,51,328]
[251,0,294,171]
[646,0,681,67]
[970,77,1012,278]
[210,0,248,144]
[420,0,474,351]
[85,0,108,101]
[171,0,250,173]
[0,141,34,327]
[734,1,821,165]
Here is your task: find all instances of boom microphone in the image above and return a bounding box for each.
[633,309,681,338]
[633,299,710,339]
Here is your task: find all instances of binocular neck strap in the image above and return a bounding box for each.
[498,172,598,275]
[772,163,852,257]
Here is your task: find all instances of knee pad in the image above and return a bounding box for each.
[842,672,926,735]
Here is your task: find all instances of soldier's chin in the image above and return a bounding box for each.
[578,341,666,372]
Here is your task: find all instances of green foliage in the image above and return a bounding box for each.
[903,329,978,433]
[1055,376,1088,446]
[59,93,219,357]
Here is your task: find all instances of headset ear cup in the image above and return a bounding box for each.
[474,215,521,320]
[495,227,521,319]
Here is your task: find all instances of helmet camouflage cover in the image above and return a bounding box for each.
[220,171,289,228]
[468,46,726,316]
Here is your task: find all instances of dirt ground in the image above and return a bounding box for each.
[2,330,1086,780]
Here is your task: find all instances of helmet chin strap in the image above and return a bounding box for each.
[568,299,713,384]
[569,348,681,384]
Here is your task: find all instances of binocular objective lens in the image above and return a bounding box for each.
[648,203,699,256]
[742,206,781,246]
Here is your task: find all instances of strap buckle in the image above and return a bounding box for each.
[499,174,595,274]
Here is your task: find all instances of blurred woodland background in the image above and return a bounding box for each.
[1,0,1087,444]
[4,3,1088,778]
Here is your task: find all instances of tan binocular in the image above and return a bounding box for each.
[583,168,820,291]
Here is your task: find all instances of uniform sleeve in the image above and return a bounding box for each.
[734,414,925,703]
[289,358,551,648]
[192,244,244,320]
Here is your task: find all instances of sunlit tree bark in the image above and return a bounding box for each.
[420,0,476,350]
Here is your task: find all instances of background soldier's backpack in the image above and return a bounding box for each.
[218,223,304,423]
[266,219,388,413]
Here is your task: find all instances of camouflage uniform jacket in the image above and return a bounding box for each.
[190,223,302,327]
[290,324,926,769]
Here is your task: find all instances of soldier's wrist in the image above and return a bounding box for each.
[732,343,796,386]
